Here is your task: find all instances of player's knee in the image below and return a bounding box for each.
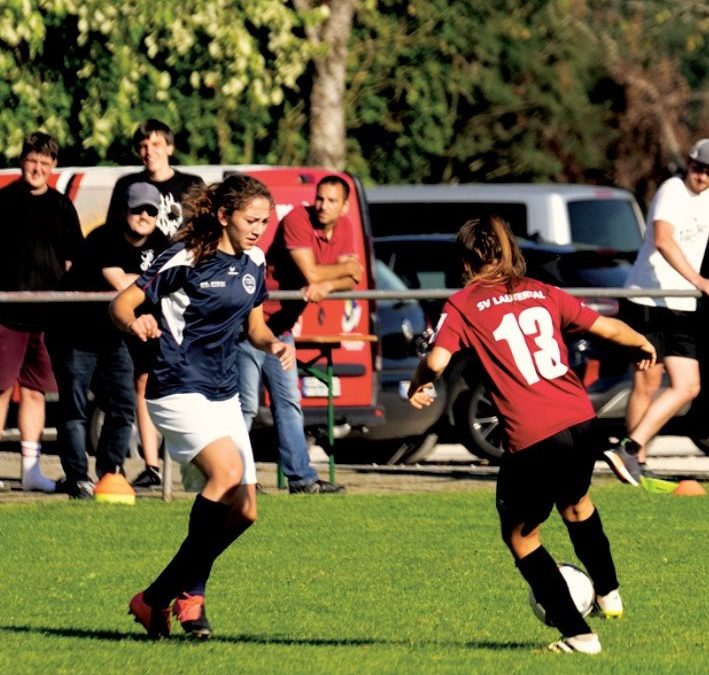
[506,526,541,559]
[21,387,45,405]
[559,494,593,522]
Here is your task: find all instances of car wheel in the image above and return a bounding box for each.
[453,383,504,463]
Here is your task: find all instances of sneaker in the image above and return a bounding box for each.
[289,480,346,494]
[172,593,212,639]
[129,592,171,639]
[638,463,661,479]
[596,589,623,618]
[131,465,162,489]
[548,633,602,655]
[602,438,642,486]
[55,477,95,500]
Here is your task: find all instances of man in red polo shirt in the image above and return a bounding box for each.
[236,175,362,493]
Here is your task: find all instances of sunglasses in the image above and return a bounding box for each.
[689,162,709,177]
[129,205,159,217]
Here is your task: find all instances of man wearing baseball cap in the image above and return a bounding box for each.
[602,139,709,486]
[52,183,169,498]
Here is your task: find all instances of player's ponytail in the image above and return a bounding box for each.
[456,215,526,289]
[176,183,223,263]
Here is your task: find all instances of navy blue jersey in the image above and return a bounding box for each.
[137,242,268,400]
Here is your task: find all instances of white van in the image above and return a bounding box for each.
[365,183,645,251]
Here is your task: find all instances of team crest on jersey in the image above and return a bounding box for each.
[242,273,257,294]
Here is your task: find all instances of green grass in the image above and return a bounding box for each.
[1,483,707,674]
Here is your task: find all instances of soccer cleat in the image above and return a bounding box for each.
[596,589,623,618]
[602,438,642,486]
[131,465,162,489]
[289,480,346,494]
[548,632,602,655]
[129,592,171,639]
[172,593,212,639]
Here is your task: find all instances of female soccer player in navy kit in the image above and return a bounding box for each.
[110,174,295,639]
[408,216,656,655]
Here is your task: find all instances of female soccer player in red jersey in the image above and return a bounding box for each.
[408,216,655,655]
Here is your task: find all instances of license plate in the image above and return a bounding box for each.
[301,376,341,398]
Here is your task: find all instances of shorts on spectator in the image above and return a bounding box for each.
[619,299,698,361]
[0,324,57,392]
[146,392,256,484]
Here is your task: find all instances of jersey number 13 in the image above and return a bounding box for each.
[492,307,568,385]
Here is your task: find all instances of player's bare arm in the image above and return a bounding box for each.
[109,283,161,341]
[588,315,656,370]
[246,305,295,371]
[408,346,452,408]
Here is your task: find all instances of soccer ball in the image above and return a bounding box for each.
[528,563,595,626]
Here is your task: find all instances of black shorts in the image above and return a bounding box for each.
[619,299,698,362]
[496,420,597,538]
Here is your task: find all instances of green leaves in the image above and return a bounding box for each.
[0,0,312,164]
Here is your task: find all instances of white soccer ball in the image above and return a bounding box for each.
[528,563,595,626]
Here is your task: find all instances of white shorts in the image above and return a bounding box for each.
[146,392,257,485]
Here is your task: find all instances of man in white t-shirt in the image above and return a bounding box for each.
[603,139,709,484]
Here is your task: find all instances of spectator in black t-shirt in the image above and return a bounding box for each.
[53,183,169,499]
[105,119,204,238]
[0,132,83,492]
[104,120,202,486]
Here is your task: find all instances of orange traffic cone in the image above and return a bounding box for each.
[672,480,706,496]
[94,472,136,505]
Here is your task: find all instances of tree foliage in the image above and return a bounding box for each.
[346,0,708,195]
[0,0,706,205]
[0,0,313,165]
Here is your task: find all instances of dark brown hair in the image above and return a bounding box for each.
[132,118,174,151]
[175,174,274,263]
[455,215,526,289]
[317,174,350,200]
[21,132,59,160]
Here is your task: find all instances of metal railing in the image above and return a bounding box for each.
[0,287,702,304]
[1,287,701,500]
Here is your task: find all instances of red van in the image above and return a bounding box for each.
[0,165,384,449]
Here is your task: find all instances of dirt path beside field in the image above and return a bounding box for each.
[0,450,498,503]
[3,437,706,503]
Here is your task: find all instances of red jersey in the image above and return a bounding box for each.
[263,205,357,334]
[433,277,598,452]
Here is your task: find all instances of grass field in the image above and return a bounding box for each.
[1,482,707,674]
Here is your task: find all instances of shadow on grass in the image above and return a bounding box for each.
[0,624,536,650]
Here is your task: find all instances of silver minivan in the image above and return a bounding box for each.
[365,183,645,250]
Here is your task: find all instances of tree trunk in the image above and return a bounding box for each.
[295,0,356,169]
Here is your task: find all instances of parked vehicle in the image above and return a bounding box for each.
[366,182,645,249]
[334,261,441,464]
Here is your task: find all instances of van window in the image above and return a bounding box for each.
[369,202,528,239]
[567,199,643,252]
